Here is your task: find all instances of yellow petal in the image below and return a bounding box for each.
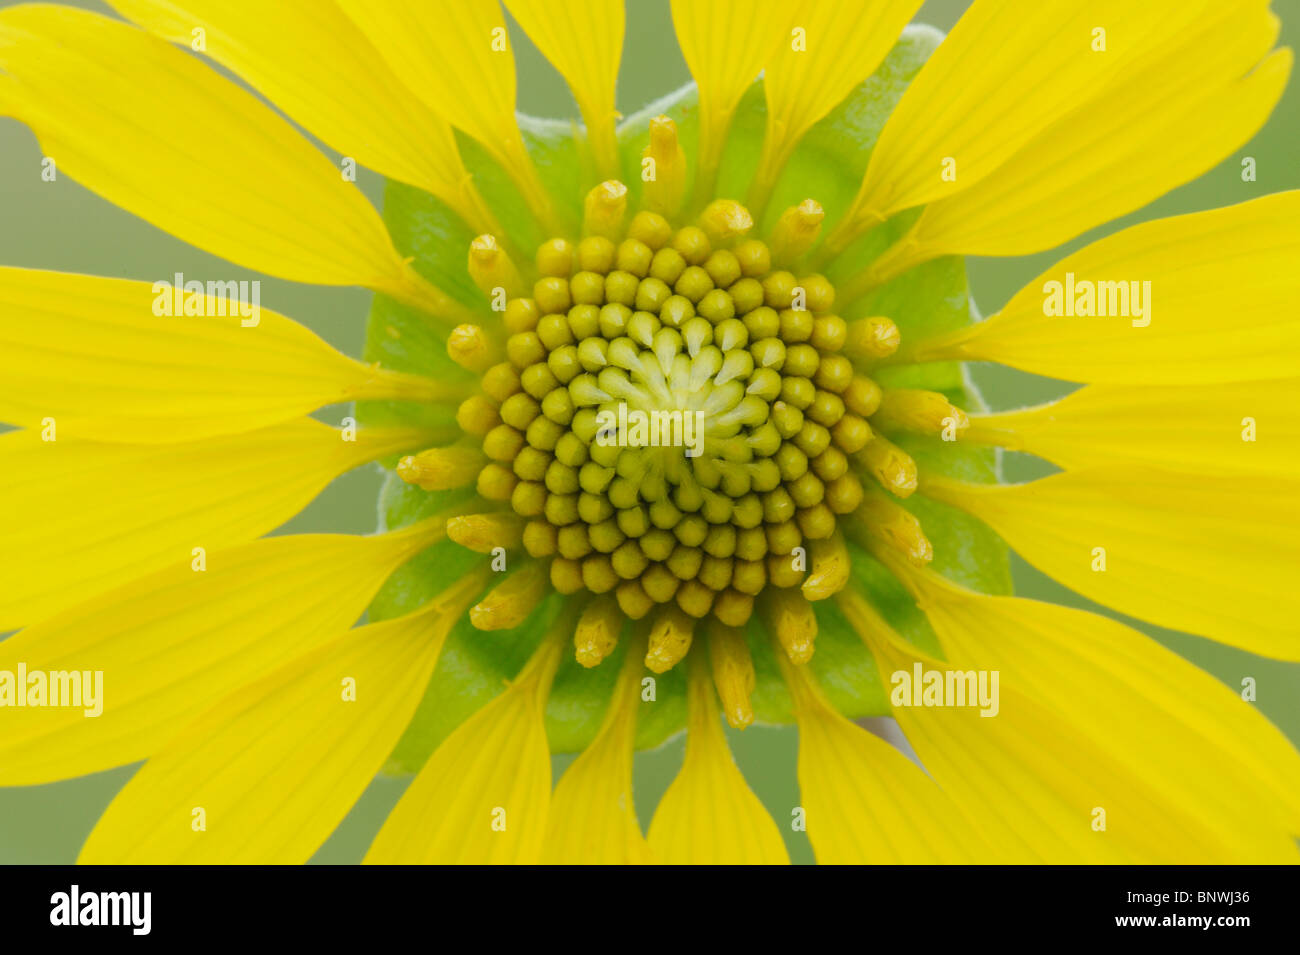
[543,638,654,864]
[670,0,791,208]
[364,612,570,864]
[905,192,1300,383]
[78,572,487,864]
[863,11,1289,279]
[748,0,921,216]
[842,592,1274,863]
[0,518,447,785]
[0,6,466,318]
[0,268,458,442]
[825,0,1242,253]
[106,0,500,234]
[647,648,789,864]
[337,0,559,234]
[0,419,441,629]
[506,0,624,179]
[922,469,1300,659]
[778,650,991,864]
[884,562,1300,854]
[965,379,1300,477]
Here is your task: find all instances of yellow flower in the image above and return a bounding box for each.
[1,0,1298,864]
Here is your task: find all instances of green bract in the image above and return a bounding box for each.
[356,25,1010,772]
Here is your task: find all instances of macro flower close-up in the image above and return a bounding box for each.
[1,0,1299,871]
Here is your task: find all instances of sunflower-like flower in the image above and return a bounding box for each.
[1,0,1298,865]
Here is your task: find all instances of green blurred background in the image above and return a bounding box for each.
[2,0,1297,864]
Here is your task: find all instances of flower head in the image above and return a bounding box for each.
[1,0,1299,865]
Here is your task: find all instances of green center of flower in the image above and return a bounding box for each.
[459,195,880,657]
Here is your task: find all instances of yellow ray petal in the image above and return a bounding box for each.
[965,379,1300,478]
[841,592,1271,863]
[78,571,488,864]
[922,469,1300,659]
[106,0,500,234]
[670,0,791,209]
[337,0,559,234]
[880,560,1300,853]
[0,420,444,629]
[777,649,992,864]
[0,268,459,443]
[647,647,789,864]
[543,634,654,864]
[364,611,571,864]
[906,192,1300,384]
[506,0,623,180]
[861,12,1289,284]
[0,6,466,319]
[823,0,1243,256]
[0,518,448,786]
[748,0,922,217]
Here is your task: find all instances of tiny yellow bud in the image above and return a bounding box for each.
[844,316,901,360]
[707,621,755,729]
[847,494,934,567]
[575,595,623,668]
[801,532,850,601]
[447,324,502,373]
[697,199,754,245]
[583,179,629,240]
[645,604,694,673]
[766,587,817,664]
[467,234,524,299]
[469,562,547,630]
[641,116,686,218]
[769,199,824,267]
[396,445,487,491]
[873,389,971,436]
[446,512,525,554]
[857,435,918,498]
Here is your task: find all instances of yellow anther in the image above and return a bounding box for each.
[873,389,970,437]
[847,493,934,567]
[616,580,655,620]
[575,594,624,668]
[476,461,518,501]
[456,394,500,435]
[447,324,502,373]
[446,512,525,553]
[536,237,575,278]
[844,316,902,360]
[766,587,818,664]
[522,520,558,557]
[396,444,487,491]
[801,532,851,601]
[842,375,884,418]
[467,234,525,299]
[712,588,754,626]
[697,199,754,246]
[583,179,629,240]
[856,435,918,498]
[641,115,687,219]
[645,604,694,673]
[769,199,824,267]
[550,557,586,594]
[628,210,674,251]
[469,562,547,631]
[707,620,755,729]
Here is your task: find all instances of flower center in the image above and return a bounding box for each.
[461,189,883,639]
